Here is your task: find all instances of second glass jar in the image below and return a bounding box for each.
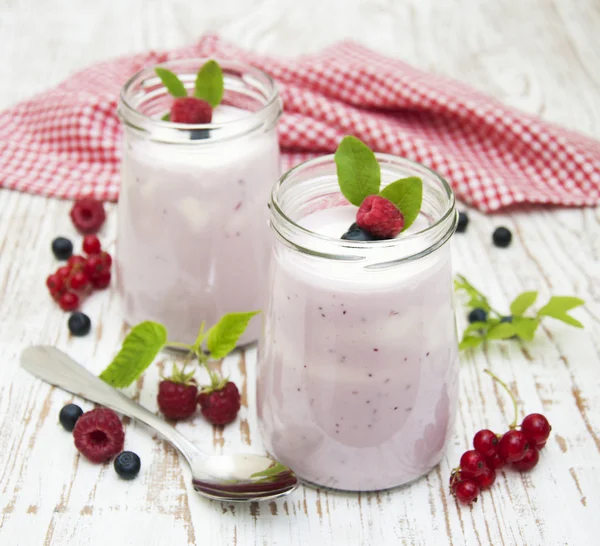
[258,154,459,491]
[117,59,282,345]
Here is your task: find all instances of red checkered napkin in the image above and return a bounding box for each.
[1,34,599,211]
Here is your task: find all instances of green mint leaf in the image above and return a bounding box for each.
[511,317,539,341]
[250,461,289,482]
[194,60,224,108]
[206,311,260,359]
[379,177,423,230]
[486,322,517,340]
[154,67,187,98]
[334,136,381,206]
[161,113,170,121]
[537,296,585,328]
[99,321,168,388]
[459,335,484,350]
[509,291,538,317]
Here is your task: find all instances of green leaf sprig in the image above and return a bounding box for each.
[334,136,423,231]
[455,274,585,350]
[99,311,259,388]
[155,59,225,121]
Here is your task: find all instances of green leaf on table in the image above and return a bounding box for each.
[511,317,540,341]
[459,335,484,350]
[510,291,538,317]
[463,321,489,336]
[454,275,492,313]
[206,311,260,359]
[486,322,517,340]
[379,177,423,230]
[99,321,168,388]
[334,136,381,206]
[194,60,224,108]
[155,67,187,98]
[537,296,585,328]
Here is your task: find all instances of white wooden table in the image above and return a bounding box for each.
[1,1,599,544]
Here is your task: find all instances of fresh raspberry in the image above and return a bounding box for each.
[170,97,212,124]
[198,381,241,425]
[82,234,102,255]
[157,380,198,420]
[73,408,125,463]
[70,197,106,234]
[356,195,404,239]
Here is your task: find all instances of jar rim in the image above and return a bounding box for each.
[269,153,458,266]
[118,58,282,140]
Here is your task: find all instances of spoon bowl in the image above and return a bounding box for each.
[20,345,298,502]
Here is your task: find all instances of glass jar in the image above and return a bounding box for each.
[117,59,282,345]
[257,154,459,491]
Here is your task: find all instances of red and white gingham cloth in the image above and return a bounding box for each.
[1,34,599,211]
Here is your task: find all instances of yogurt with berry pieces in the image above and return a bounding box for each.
[257,147,459,491]
[117,59,282,345]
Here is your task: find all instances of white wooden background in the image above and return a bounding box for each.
[1,0,599,544]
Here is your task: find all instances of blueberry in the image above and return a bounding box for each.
[456,212,469,233]
[68,312,91,336]
[114,451,141,480]
[190,129,211,140]
[59,404,83,431]
[468,308,488,323]
[500,316,513,323]
[493,227,512,248]
[341,224,375,241]
[52,237,73,260]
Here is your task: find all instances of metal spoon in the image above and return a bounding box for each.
[20,346,298,502]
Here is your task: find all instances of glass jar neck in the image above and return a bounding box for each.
[118,58,282,144]
[269,154,458,269]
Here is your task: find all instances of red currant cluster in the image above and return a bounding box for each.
[450,370,552,505]
[46,235,112,311]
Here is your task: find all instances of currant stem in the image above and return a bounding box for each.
[484,369,519,429]
[166,341,193,350]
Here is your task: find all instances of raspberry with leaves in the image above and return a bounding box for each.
[157,364,198,421]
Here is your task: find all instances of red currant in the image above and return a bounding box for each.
[82,235,102,255]
[454,480,480,504]
[67,255,86,271]
[59,291,79,311]
[460,450,486,477]
[84,255,104,280]
[521,414,551,447]
[473,429,499,457]
[69,271,90,291]
[92,270,111,289]
[512,447,539,471]
[537,441,546,450]
[475,465,496,489]
[46,274,64,295]
[100,251,112,268]
[56,266,72,279]
[498,430,529,463]
[486,452,506,469]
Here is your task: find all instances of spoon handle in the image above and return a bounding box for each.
[21,345,202,464]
